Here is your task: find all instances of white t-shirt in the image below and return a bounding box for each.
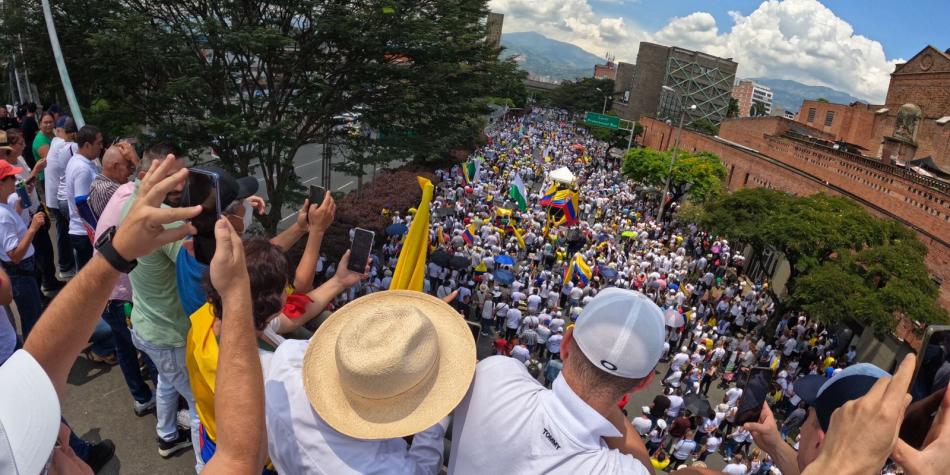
[722,463,748,475]
[725,387,743,407]
[632,416,652,436]
[449,356,651,474]
[44,138,76,207]
[0,202,33,262]
[64,154,98,236]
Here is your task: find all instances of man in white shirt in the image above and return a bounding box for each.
[265,291,474,475]
[546,328,563,360]
[449,289,665,474]
[63,125,103,269]
[43,117,78,277]
[505,304,522,340]
[632,407,653,436]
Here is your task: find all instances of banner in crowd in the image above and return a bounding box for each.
[509,174,527,212]
[390,177,434,291]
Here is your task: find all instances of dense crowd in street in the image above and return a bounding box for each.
[0,104,948,475]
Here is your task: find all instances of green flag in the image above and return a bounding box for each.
[509,174,527,211]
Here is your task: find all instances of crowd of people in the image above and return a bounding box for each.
[0,103,947,475]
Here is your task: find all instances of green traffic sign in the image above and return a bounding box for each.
[585,112,620,129]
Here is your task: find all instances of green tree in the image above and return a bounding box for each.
[690,117,719,136]
[2,0,524,232]
[726,98,739,119]
[816,97,830,103]
[622,148,726,204]
[547,77,615,114]
[700,188,947,332]
[584,117,641,154]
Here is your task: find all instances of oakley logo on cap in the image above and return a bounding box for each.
[600,360,618,371]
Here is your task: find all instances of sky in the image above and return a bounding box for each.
[488,0,950,103]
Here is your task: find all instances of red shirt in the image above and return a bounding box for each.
[494,338,509,356]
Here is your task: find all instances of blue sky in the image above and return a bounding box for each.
[490,0,950,102]
[590,0,947,60]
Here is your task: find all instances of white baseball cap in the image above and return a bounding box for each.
[572,288,665,379]
[0,350,61,474]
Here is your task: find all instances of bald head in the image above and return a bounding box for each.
[102,145,133,184]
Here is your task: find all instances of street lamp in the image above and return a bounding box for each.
[595,87,609,115]
[657,85,696,224]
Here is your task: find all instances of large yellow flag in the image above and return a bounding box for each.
[389,177,433,291]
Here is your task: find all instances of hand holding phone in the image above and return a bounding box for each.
[734,367,772,426]
[347,228,375,274]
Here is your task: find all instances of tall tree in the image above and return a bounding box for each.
[622,148,727,204]
[2,0,524,232]
[547,77,615,114]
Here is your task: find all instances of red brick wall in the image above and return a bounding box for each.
[640,116,950,309]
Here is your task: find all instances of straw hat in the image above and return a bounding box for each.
[302,290,476,440]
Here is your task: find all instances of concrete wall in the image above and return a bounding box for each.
[628,43,670,122]
[612,62,638,121]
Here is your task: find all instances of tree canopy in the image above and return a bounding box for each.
[2,0,525,231]
[546,77,615,114]
[622,148,727,204]
[698,188,947,333]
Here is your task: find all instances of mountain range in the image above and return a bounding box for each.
[501,31,871,114]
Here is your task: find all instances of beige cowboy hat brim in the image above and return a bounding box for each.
[302,290,476,440]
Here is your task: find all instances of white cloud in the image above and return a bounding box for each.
[489,0,649,63]
[654,0,898,102]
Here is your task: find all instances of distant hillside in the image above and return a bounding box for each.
[501,32,603,82]
[749,77,871,114]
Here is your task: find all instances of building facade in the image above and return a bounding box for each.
[795,45,950,170]
[731,79,774,117]
[640,115,950,311]
[612,42,738,125]
[485,12,504,50]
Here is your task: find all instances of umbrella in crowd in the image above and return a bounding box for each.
[434,207,455,218]
[430,249,451,267]
[495,255,515,266]
[449,255,471,270]
[493,269,515,285]
[598,265,619,282]
[664,308,685,328]
[682,393,714,419]
[621,230,636,239]
[385,222,408,236]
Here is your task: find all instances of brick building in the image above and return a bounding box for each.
[731,79,773,117]
[639,115,950,310]
[795,45,950,170]
[611,42,737,125]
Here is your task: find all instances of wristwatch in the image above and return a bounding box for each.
[95,226,138,273]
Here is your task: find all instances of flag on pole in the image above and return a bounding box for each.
[539,183,558,206]
[462,157,481,184]
[389,177,434,291]
[509,174,527,212]
[512,227,526,249]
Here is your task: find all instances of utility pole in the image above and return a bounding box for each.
[656,86,696,223]
[41,0,84,126]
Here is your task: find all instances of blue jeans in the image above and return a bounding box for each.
[88,319,116,357]
[68,234,93,270]
[50,205,76,274]
[131,330,203,471]
[8,257,43,339]
[102,300,155,404]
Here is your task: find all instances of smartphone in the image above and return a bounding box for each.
[901,325,950,448]
[309,185,326,207]
[183,169,222,219]
[347,228,375,273]
[183,169,221,265]
[733,366,772,426]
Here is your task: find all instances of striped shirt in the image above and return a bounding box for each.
[89,174,120,219]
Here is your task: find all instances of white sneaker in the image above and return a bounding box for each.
[133,397,156,417]
[176,409,191,431]
[56,269,76,281]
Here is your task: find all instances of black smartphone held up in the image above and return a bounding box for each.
[309,185,326,208]
[347,227,375,273]
[733,366,773,426]
[182,169,222,265]
[901,325,950,448]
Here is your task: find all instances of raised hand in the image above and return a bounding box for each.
[307,191,336,234]
[112,155,201,260]
[209,218,250,296]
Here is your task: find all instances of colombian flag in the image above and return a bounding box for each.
[462,224,476,246]
[551,190,579,226]
[564,253,593,285]
[539,183,558,206]
[390,177,433,291]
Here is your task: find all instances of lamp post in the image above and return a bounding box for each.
[656,86,696,224]
[595,87,609,115]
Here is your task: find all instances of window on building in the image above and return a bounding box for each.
[807,108,816,123]
[824,111,835,126]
